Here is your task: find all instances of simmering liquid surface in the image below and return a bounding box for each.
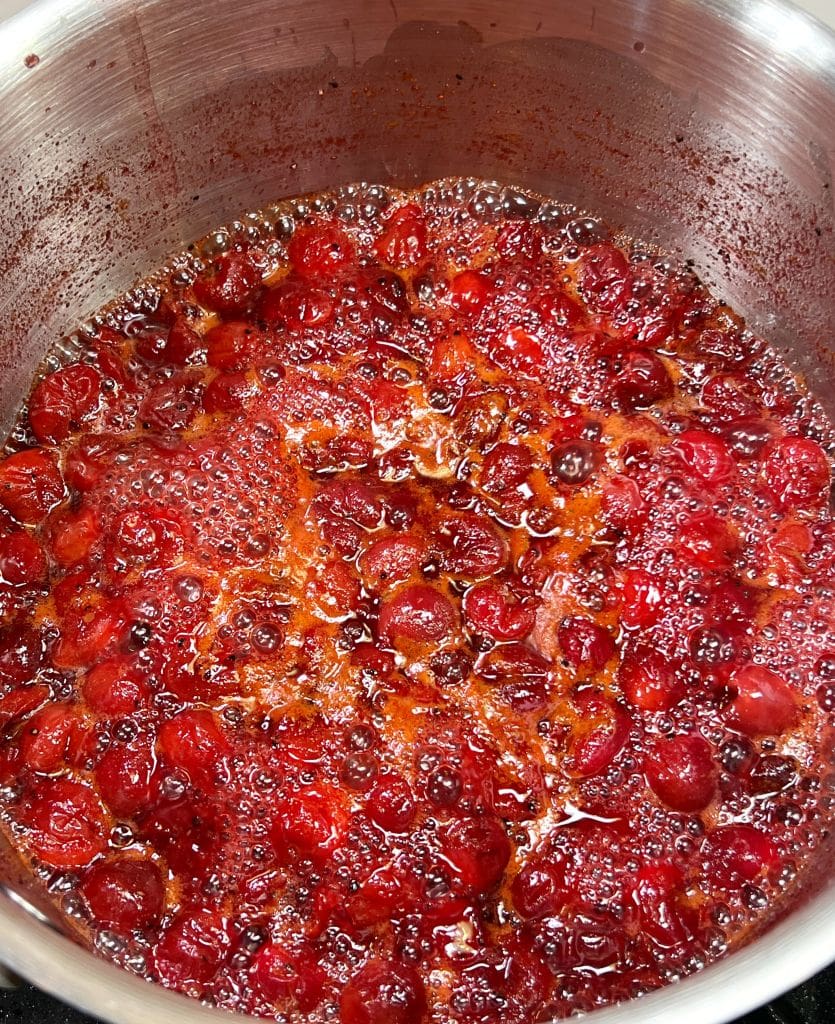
[0,179,833,1023]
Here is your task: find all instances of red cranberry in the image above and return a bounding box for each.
[259,278,334,330]
[271,785,349,865]
[480,442,533,492]
[511,856,567,918]
[289,223,356,278]
[157,709,231,791]
[154,907,232,987]
[204,321,263,371]
[95,740,157,818]
[558,616,616,671]
[82,658,150,716]
[80,858,164,931]
[441,815,511,894]
[17,778,107,869]
[367,773,416,832]
[619,648,684,712]
[193,251,260,314]
[761,436,830,510]
[374,204,428,268]
[703,824,780,888]
[340,960,426,1024]
[569,693,631,777]
[28,363,102,444]
[644,735,718,812]
[728,664,798,736]
[360,534,425,585]
[449,270,493,314]
[463,581,536,641]
[252,943,325,1011]
[0,531,47,585]
[578,244,630,313]
[438,513,508,578]
[0,449,64,523]
[378,584,457,644]
[616,350,673,410]
[631,862,694,948]
[673,429,735,485]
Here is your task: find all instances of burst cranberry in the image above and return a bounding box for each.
[17,777,108,868]
[618,573,667,626]
[704,825,780,888]
[374,204,427,267]
[157,710,231,791]
[673,429,735,484]
[480,442,533,492]
[341,960,426,1024]
[558,616,616,671]
[619,648,684,712]
[154,908,232,987]
[0,626,43,685]
[601,475,647,534]
[569,693,631,777]
[28,364,102,444]
[441,815,511,894]
[0,449,64,523]
[438,513,507,577]
[205,320,263,371]
[492,327,547,378]
[511,857,567,918]
[616,350,673,410]
[51,507,100,566]
[728,664,798,736]
[0,684,49,728]
[203,371,256,414]
[18,703,85,773]
[259,278,334,329]
[289,223,356,278]
[164,316,204,364]
[631,862,694,947]
[378,584,457,644]
[253,943,325,1011]
[449,269,493,313]
[80,859,164,931]
[82,658,150,716]
[360,534,425,585]
[193,251,260,314]
[479,642,552,710]
[644,736,717,812]
[368,773,416,832]
[0,531,47,585]
[271,785,349,865]
[761,436,831,510]
[578,244,630,313]
[464,581,536,641]
[139,375,202,433]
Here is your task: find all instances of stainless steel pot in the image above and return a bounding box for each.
[0,0,833,1021]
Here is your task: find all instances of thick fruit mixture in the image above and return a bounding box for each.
[0,180,833,1022]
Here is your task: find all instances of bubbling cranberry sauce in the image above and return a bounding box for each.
[0,179,833,1022]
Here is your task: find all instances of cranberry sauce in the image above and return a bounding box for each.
[0,179,833,1023]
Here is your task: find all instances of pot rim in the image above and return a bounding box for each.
[0,0,833,1022]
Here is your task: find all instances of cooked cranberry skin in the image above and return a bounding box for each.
[558,616,616,671]
[703,825,780,888]
[0,449,64,523]
[441,814,511,894]
[0,531,47,585]
[644,735,718,812]
[616,350,673,410]
[367,773,416,832]
[80,859,165,931]
[761,436,831,509]
[464,581,536,641]
[378,584,457,644]
[17,778,108,869]
[271,786,349,865]
[619,648,684,712]
[193,251,260,314]
[289,223,356,278]
[154,907,232,988]
[511,857,567,918]
[480,442,533,492]
[28,364,102,444]
[728,664,798,736]
[341,960,426,1024]
[157,710,231,791]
